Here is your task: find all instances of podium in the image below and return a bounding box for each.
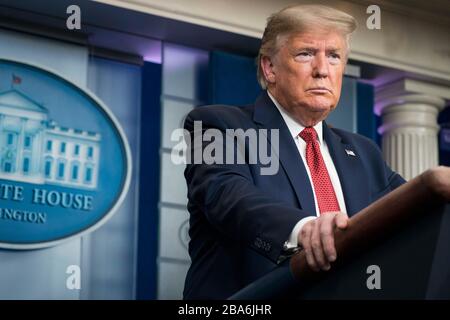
[229,167,450,299]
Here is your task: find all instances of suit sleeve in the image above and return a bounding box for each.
[385,161,406,190]
[184,109,311,263]
[366,137,406,192]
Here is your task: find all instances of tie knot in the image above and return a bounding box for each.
[299,127,317,143]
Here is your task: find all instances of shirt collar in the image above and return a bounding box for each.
[267,91,323,145]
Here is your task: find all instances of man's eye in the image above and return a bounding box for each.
[328,54,341,64]
[295,52,313,61]
[329,53,341,60]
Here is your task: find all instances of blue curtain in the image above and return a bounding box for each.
[208,51,261,105]
[86,56,142,299]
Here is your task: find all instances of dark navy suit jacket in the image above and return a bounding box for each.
[183,91,405,299]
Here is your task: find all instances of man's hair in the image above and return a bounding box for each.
[257,5,357,89]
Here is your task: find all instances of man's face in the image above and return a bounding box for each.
[263,31,346,127]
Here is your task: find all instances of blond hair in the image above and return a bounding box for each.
[257,5,357,89]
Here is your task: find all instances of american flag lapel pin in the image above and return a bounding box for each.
[345,149,356,157]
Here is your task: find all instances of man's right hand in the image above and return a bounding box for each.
[298,212,348,272]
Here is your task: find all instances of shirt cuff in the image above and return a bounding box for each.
[284,216,317,249]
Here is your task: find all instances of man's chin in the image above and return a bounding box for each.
[297,108,332,127]
[307,104,333,114]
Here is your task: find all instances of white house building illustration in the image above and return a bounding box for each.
[0,89,101,189]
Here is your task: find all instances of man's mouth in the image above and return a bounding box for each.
[307,87,331,93]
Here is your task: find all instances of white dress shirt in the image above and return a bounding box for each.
[267,92,348,249]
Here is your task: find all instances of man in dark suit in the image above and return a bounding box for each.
[183,4,405,299]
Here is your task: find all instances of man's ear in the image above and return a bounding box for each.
[261,55,276,84]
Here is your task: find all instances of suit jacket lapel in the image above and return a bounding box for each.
[322,122,370,216]
[253,92,317,216]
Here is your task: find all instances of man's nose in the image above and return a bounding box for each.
[312,53,328,78]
